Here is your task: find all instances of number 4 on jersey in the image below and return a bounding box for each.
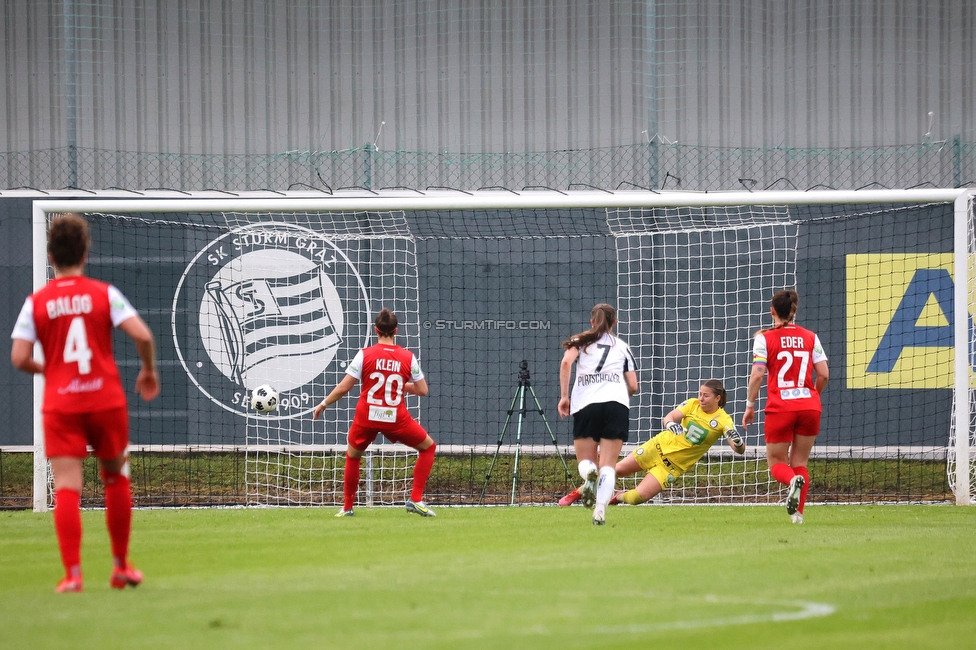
[63,316,93,374]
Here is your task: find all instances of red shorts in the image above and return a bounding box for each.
[763,409,821,444]
[43,406,130,460]
[347,415,429,451]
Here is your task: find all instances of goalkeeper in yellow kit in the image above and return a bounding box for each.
[612,379,746,505]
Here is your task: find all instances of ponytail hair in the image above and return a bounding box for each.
[772,289,799,323]
[563,303,616,350]
[756,289,799,335]
[702,378,728,409]
[374,308,398,337]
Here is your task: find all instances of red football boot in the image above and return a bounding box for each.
[110,565,143,590]
[558,487,581,506]
[56,576,84,593]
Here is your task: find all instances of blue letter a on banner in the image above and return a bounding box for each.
[867,269,954,373]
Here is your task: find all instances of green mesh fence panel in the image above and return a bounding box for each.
[2,142,974,193]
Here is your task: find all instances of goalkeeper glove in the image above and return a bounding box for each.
[724,426,744,447]
[665,421,684,436]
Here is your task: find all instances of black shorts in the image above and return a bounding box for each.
[572,401,630,442]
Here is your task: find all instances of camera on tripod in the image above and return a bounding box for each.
[479,359,574,505]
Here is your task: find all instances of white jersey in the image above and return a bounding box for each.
[570,332,637,414]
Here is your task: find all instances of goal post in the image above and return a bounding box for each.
[952,191,974,505]
[28,188,975,511]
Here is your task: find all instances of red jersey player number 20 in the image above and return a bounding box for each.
[357,350,419,423]
[312,308,437,518]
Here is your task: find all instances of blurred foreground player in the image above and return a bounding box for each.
[10,213,159,592]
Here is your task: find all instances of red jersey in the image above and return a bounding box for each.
[11,276,137,414]
[346,343,425,428]
[752,324,828,413]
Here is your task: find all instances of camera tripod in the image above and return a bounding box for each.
[479,360,575,505]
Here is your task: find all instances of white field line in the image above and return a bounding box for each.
[590,598,835,634]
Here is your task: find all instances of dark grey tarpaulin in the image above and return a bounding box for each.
[0,192,957,450]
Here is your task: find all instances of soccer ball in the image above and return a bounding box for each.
[250,384,279,413]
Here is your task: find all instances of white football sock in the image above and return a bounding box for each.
[578,460,598,481]
[596,466,616,506]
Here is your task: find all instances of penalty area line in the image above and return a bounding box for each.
[592,599,836,634]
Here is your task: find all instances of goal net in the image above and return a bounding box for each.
[28,190,975,509]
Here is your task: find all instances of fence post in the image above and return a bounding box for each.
[363,142,376,190]
[64,0,79,188]
[645,0,659,190]
[649,140,659,190]
[953,135,962,188]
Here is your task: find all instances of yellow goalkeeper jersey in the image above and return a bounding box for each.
[655,398,735,472]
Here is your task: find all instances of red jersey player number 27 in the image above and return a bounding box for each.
[743,289,829,527]
[756,328,825,413]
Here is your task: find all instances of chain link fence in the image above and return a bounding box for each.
[2,141,973,193]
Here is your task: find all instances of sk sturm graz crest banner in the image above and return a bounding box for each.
[173,223,370,418]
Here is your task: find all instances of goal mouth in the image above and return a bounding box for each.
[19,189,975,509]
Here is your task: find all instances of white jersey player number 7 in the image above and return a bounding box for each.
[569,332,638,415]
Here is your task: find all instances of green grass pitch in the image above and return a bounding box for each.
[1,505,974,649]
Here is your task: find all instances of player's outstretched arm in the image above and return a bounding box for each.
[624,370,638,397]
[405,378,429,396]
[118,316,160,401]
[314,374,358,420]
[663,407,685,434]
[557,347,578,418]
[814,359,829,394]
[134,366,160,401]
[741,363,766,429]
[11,338,43,375]
[724,426,746,454]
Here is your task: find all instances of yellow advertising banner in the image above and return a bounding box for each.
[846,253,960,389]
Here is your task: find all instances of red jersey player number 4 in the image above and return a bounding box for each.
[26,277,131,413]
[10,212,160,593]
[313,308,437,518]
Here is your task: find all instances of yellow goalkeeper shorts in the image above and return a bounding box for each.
[632,437,681,488]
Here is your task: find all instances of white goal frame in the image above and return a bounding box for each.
[29,188,976,510]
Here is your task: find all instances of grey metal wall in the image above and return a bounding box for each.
[657,1,976,149]
[1,0,973,159]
